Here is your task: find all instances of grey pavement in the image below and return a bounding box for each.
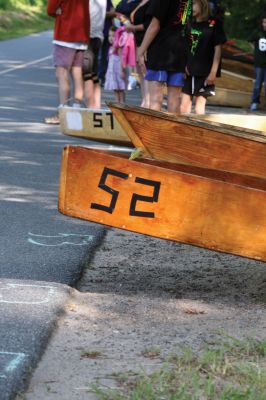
[0,31,108,400]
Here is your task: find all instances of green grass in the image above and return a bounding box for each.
[90,336,266,400]
[0,6,53,40]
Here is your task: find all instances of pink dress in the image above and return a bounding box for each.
[104,27,136,91]
[104,47,126,91]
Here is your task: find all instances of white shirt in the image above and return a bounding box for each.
[89,0,107,41]
[53,40,88,50]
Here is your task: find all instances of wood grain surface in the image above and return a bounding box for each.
[110,103,266,179]
[59,146,266,261]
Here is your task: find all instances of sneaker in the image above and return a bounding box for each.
[44,114,60,124]
[250,103,258,111]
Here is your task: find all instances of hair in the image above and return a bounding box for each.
[194,0,210,21]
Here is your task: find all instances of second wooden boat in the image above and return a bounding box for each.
[59,106,131,145]
[109,102,266,180]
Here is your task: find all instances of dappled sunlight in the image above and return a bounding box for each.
[0,184,57,207]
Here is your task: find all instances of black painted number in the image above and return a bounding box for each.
[130,177,161,218]
[93,112,114,130]
[91,167,129,214]
[93,113,103,128]
[91,168,161,218]
[106,112,114,130]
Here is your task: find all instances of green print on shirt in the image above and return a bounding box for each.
[176,0,192,27]
[191,28,202,55]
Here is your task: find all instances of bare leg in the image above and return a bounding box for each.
[118,90,125,103]
[92,82,101,109]
[56,66,71,105]
[84,80,94,107]
[114,90,120,102]
[84,80,101,108]
[180,93,193,114]
[71,66,84,102]
[194,96,207,114]
[149,81,164,111]
[136,61,150,108]
[167,86,182,114]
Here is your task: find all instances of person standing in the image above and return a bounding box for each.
[82,0,107,109]
[126,0,152,107]
[249,16,266,112]
[98,0,116,86]
[45,0,90,124]
[181,0,226,114]
[137,0,192,113]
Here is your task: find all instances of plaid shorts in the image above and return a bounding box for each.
[53,44,84,68]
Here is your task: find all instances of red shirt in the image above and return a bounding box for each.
[47,0,90,43]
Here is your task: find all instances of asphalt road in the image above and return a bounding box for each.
[0,31,107,399]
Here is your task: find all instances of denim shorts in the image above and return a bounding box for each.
[145,69,184,87]
[53,44,84,68]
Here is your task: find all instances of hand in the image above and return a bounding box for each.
[137,48,146,76]
[125,23,135,33]
[55,7,62,15]
[205,72,215,85]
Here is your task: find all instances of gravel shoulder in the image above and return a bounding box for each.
[23,227,266,399]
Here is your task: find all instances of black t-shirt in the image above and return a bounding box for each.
[249,29,266,68]
[146,0,192,72]
[132,2,152,47]
[187,18,226,76]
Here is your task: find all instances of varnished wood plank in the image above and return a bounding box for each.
[196,114,266,132]
[59,146,266,261]
[108,103,266,180]
[222,58,254,78]
[208,87,265,108]
[217,69,254,92]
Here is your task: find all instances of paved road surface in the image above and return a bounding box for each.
[0,31,108,400]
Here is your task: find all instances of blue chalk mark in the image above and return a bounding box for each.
[0,352,27,379]
[28,232,94,247]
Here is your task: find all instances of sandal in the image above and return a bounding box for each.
[44,114,60,125]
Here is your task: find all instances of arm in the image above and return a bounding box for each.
[106,7,117,19]
[125,23,145,33]
[137,17,160,72]
[47,0,63,17]
[206,44,222,84]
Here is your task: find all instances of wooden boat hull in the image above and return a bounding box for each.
[59,146,266,261]
[209,87,265,108]
[222,58,254,78]
[217,69,254,92]
[59,106,131,145]
[109,103,266,180]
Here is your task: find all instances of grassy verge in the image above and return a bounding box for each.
[0,6,53,41]
[91,336,266,400]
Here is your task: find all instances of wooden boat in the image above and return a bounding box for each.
[59,146,266,261]
[222,42,254,65]
[58,105,131,145]
[222,58,254,78]
[217,69,254,92]
[109,102,266,180]
[208,87,265,108]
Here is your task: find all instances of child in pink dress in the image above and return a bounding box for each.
[104,26,136,102]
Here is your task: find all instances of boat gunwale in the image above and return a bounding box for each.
[68,145,266,192]
[107,102,266,144]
